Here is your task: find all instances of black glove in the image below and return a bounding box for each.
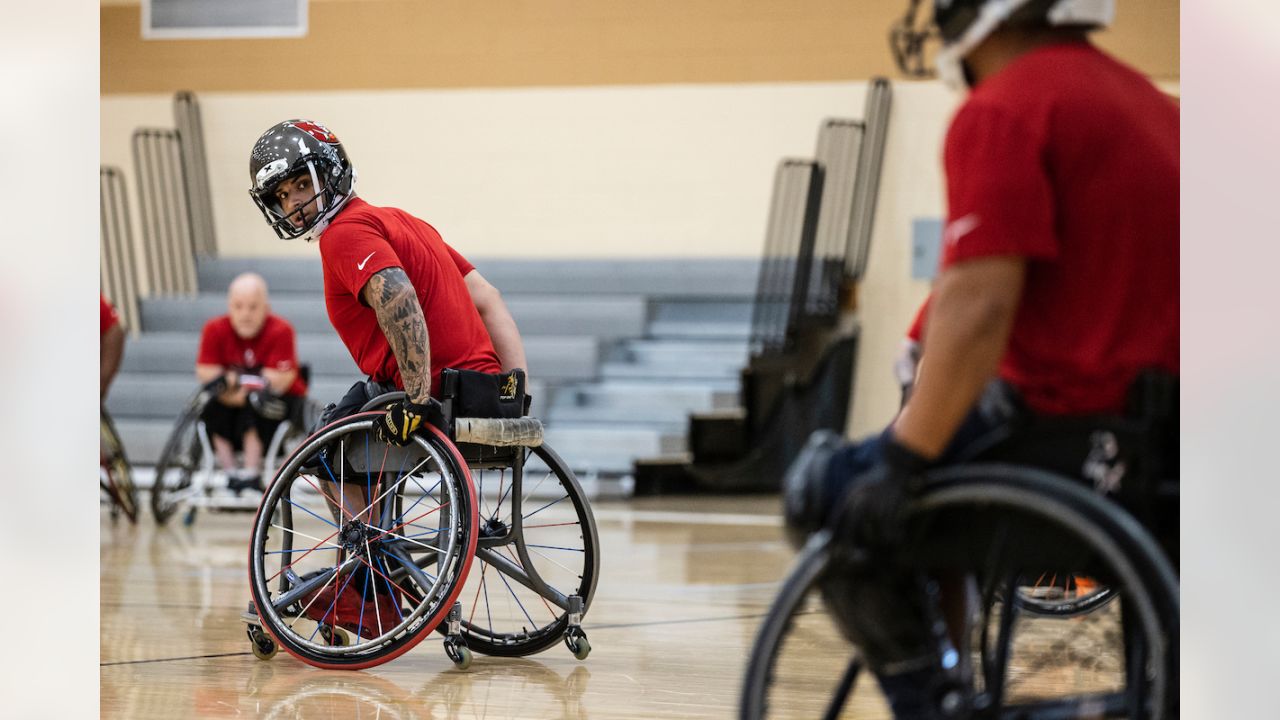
[201,375,229,398]
[249,390,289,421]
[373,398,445,446]
[831,436,931,550]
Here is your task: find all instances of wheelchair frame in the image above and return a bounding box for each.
[740,463,1179,720]
[151,381,323,525]
[243,388,600,670]
[100,407,139,524]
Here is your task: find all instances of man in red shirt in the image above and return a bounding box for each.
[245,119,529,632]
[100,295,125,400]
[784,1,1178,715]
[196,272,307,494]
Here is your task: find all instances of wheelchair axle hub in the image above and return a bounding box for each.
[481,516,509,539]
[339,520,377,551]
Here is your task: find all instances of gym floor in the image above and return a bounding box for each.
[101,494,895,719]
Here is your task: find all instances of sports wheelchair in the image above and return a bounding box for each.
[100,407,139,524]
[742,379,1179,719]
[151,368,324,525]
[242,369,600,670]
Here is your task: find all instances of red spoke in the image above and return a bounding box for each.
[368,502,450,544]
[357,554,414,599]
[299,473,355,522]
[501,545,557,620]
[267,527,343,583]
[468,562,490,625]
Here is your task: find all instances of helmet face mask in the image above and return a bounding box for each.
[248,120,356,242]
[890,0,1115,89]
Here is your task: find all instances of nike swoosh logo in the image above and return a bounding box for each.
[943,213,981,248]
[357,251,376,270]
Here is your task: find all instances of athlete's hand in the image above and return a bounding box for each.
[249,389,289,421]
[832,436,930,550]
[373,398,445,446]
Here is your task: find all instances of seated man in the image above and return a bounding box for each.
[245,119,528,633]
[100,294,125,400]
[195,272,307,495]
[785,1,1178,717]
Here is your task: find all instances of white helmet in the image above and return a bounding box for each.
[890,0,1114,89]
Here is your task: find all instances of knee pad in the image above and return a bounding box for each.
[818,566,950,675]
[782,430,845,548]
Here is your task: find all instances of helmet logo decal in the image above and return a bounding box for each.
[287,120,339,145]
[255,158,289,188]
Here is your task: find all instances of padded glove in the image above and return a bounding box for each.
[249,390,289,421]
[831,436,931,550]
[373,398,445,446]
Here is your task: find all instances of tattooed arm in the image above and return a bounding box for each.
[362,267,432,403]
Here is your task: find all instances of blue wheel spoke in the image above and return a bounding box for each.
[376,554,404,622]
[306,566,358,644]
[496,565,537,628]
[523,494,569,520]
[281,495,340,529]
[524,543,585,553]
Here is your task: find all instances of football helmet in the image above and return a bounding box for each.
[890,0,1114,89]
[248,119,357,241]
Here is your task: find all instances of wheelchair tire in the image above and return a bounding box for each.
[151,398,206,525]
[452,441,601,658]
[248,412,479,669]
[100,410,138,524]
[741,464,1179,720]
[1013,574,1118,617]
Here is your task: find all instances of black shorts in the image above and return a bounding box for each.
[314,379,401,432]
[200,396,301,450]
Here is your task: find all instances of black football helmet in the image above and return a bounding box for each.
[890,0,1114,88]
[248,119,356,241]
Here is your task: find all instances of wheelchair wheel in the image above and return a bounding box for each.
[453,442,600,657]
[1014,573,1118,617]
[741,464,1179,720]
[151,398,207,525]
[99,410,138,524]
[248,412,479,669]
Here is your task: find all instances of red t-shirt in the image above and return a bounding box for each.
[940,42,1179,415]
[318,198,500,393]
[906,296,930,344]
[196,314,307,396]
[100,295,120,337]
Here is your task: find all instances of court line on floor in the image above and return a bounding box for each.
[591,508,783,527]
[101,651,251,667]
[588,608,815,632]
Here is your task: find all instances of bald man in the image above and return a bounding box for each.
[195,273,308,494]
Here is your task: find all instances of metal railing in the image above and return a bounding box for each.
[806,117,866,318]
[748,159,825,357]
[100,166,142,336]
[132,128,198,296]
[174,91,217,257]
[846,78,892,279]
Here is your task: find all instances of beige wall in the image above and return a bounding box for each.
[101,1,1180,433]
[102,0,1178,94]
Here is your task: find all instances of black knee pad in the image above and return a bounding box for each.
[782,430,845,548]
[818,564,949,674]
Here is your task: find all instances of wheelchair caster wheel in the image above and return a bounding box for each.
[444,639,472,670]
[247,626,277,661]
[565,631,591,660]
[319,624,350,647]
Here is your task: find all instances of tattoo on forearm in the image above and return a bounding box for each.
[366,268,431,401]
